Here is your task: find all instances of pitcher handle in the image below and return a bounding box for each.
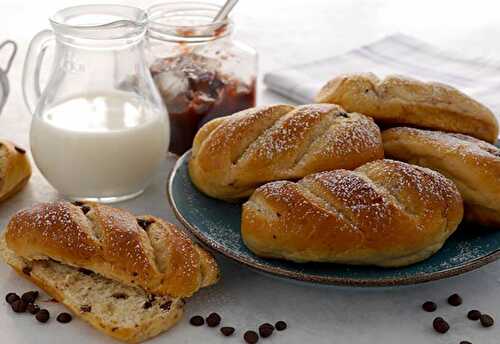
[0,40,17,74]
[22,30,54,115]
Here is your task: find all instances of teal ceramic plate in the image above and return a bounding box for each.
[168,150,500,286]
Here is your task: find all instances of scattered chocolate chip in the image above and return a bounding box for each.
[14,146,26,154]
[132,272,138,277]
[80,305,91,313]
[480,314,494,327]
[448,293,462,306]
[190,315,204,326]
[460,341,472,344]
[422,301,437,312]
[27,303,40,315]
[72,201,84,206]
[35,309,50,323]
[11,299,27,313]
[56,312,72,323]
[112,327,118,332]
[21,291,39,304]
[22,266,32,276]
[112,292,128,299]
[433,317,450,334]
[78,268,93,275]
[338,111,349,118]
[206,312,221,327]
[275,321,287,331]
[5,292,19,304]
[220,326,235,336]
[244,330,259,344]
[81,206,91,214]
[467,310,481,321]
[258,323,274,338]
[143,301,153,309]
[137,218,154,230]
[160,301,172,311]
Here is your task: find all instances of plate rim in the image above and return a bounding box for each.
[167,150,500,287]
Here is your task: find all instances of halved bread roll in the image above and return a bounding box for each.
[1,201,219,343]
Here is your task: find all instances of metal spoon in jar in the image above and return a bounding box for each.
[213,0,239,22]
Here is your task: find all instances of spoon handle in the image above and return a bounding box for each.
[212,0,239,23]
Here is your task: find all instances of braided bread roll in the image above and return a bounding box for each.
[383,127,500,227]
[0,139,31,202]
[189,104,384,201]
[315,73,499,143]
[5,201,219,298]
[242,159,463,267]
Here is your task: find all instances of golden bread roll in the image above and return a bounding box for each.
[315,73,499,143]
[241,159,463,267]
[382,127,500,227]
[189,103,384,201]
[0,139,31,202]
[5,201,219,298]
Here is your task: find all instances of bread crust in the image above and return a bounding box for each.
[189,104,384,201]
[241,159,463,267]
[5,201,219,298]
[0,140,31,202]
[315,73,499,143]
[382,127,500,227]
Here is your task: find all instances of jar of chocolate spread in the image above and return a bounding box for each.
[147,2,257,155]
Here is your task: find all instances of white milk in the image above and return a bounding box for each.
[30,93,169,201]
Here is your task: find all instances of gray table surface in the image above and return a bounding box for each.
[1,0,500,343]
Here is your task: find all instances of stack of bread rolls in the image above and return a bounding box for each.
[189,73,499,268]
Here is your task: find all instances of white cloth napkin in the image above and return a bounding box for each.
[263,33,500,123]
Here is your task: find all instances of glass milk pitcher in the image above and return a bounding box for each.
[23,5,169,203]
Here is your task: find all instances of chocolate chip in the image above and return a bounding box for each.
[78,268,93,275]
[422,301,437,312]
[220,327,235,336]
[35,309,50,323]
[81,206,91,214]
[72,201,84,206]
[338,111,349,118]
[137,219,154,230]
[190,315,204,326]
[21,291,39,304]
[480,314,494,327]
[206,312,221,327]
[112,292,128,299]
[160,301,172,311]
[14,146,26,154]
[22,266,32,276]
[467,310,481,321]
[27,303,40,314]
[433,317,450,333]
[5,292,19,304]
[258,323,274,338]
[11,299,27,313]
[275,321,287,331]
[244,330,259,344]
[143,301,153,309]
[56,312,72,323]
[448,293,462,306]
[80,305,91,313]
[460,341,472,344]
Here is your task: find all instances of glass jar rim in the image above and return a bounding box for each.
[49,5,147,41]
[147,1,233,43]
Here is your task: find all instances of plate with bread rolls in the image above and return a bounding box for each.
[168,73,500,286]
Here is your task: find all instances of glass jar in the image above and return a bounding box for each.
[147,1,257,155]
[23,5,169,203]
